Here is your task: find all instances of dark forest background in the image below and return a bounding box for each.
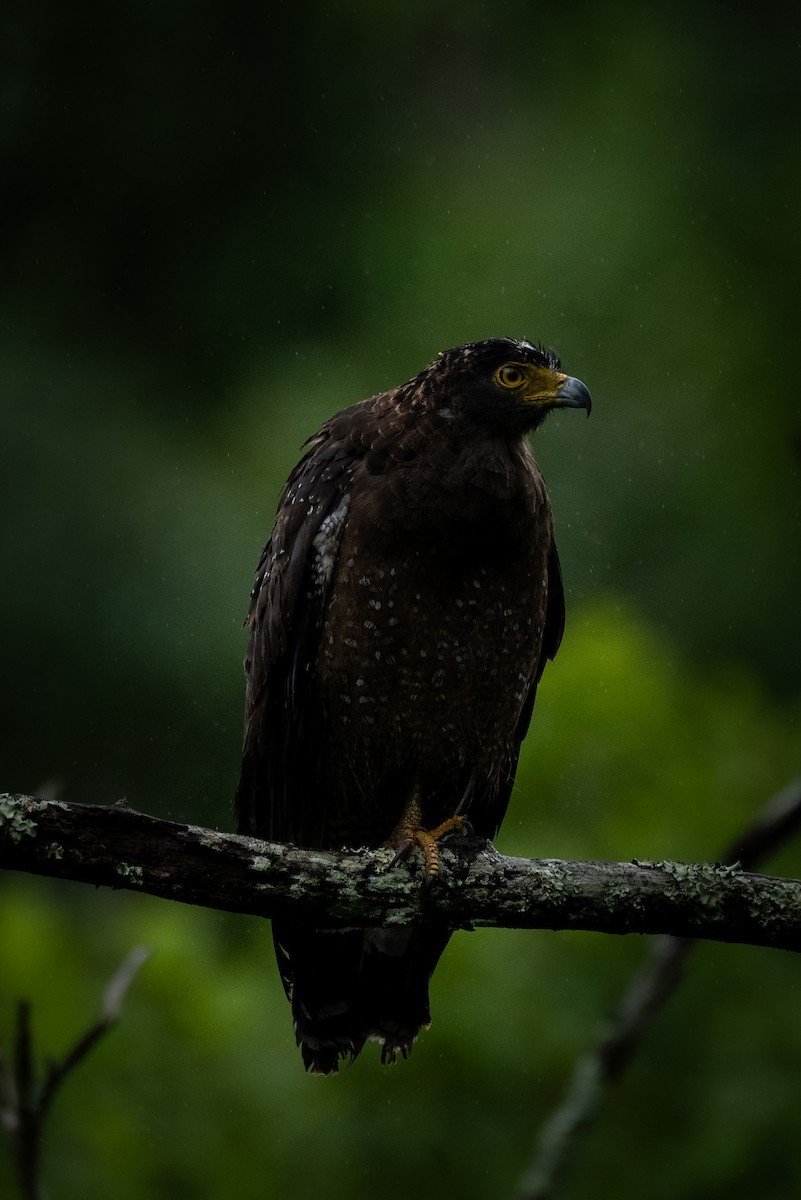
[2,3,800,1197]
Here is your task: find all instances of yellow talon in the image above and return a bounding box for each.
[386,788,469,880]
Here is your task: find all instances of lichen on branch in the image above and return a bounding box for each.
[2,792,801,953]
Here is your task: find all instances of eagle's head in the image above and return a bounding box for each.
[414,337,591,433]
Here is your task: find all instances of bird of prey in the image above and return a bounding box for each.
[235,337,591,1073]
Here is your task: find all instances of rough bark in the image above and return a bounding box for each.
[2,793,801,952]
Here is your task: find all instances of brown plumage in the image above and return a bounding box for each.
[235,337,591,1073]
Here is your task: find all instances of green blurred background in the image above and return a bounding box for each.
[2,2,800,1197]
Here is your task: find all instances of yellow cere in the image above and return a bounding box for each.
[493,362,568,404]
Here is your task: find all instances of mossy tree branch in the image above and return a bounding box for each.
[2,792,801,952]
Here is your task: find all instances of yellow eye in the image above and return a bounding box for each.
[496,363,526,388]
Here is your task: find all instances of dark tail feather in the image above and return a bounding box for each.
[360,926,452,1063]
[272,921,452,1074]
[273,923,367,1075]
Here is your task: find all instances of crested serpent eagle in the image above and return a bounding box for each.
[235,337,591,1073]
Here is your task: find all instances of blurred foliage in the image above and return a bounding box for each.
[2,607,800,1199]
[1,1,800,1197]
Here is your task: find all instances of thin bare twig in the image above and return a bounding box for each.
[513,777,801,1200]
[0,946,150,1200]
